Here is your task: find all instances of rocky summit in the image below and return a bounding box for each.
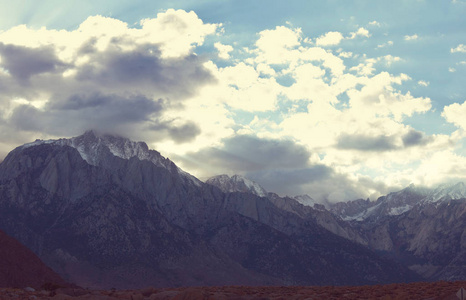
[0,131,420,289]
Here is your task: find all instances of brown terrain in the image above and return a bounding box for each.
[0,281,465,300]
[0,230,68,289]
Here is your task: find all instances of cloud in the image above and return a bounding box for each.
[349,27,370,39]
[338,51,353,58]
[336,133,398,151]
[377,41,393,48]
[418,80,429,86]
[9,93,165,136]
[413,150,466,187]
[451,44,466,53]
[0,10,219,147]
[214,42,233,59]
[175,134,384,202]
[255,26,301,64]
[74,44,214,100]
[442,100,466,130]
[380,55,401,66]
[315,31,344,46]
[335,130,432,152]
[404,34,418,41]
[178,135,312,175]
[0,43,68,82]
[401,130,433,147]
[245,166,333,197]
[368,21,380,27]
[150,120,201,144]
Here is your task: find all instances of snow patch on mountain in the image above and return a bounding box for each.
[332,182,466,221]
[424,182,466,202]
[206,174,267,197]
[388,204,412,216]
[20,131,202,186]
[293,195,317,207]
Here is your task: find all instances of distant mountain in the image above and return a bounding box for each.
[0,131,419,289]
[0,230,67,289]
[207,175,368,245]
[330,184,430,221]
[329,182,466,281]
[330,183,464,221]
[424,182,466,203]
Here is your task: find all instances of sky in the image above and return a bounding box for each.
[0,0,466,202]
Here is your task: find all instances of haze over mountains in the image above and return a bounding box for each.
[0,131,464,289]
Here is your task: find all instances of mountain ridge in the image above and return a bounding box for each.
[0,131,420,289]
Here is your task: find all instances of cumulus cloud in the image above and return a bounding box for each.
[315,31,344,46]
[451,44,466,53]
[442,100,466,129]
[349,27,370,39]
[418,80,429,86]
[404,34,418,41]
[377,41,393,48]
[0,44,68,82]
[214,42,233,59]
[0,9,219,146]
[255,26,301,64]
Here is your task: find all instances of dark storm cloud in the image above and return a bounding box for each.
[9,93,164,136]
[150,120,201,143]
[75,44,215,100]
[223,135,311,169]
[402,129,433,147]
[336,133,398,151]
[245,166,333,196]
[0,43,67,82]
[179,135,312,173]
[336,130,434,152]
[176,134,376,201]
[0,38,216,146]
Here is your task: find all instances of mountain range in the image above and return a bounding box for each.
[0,131,464,289]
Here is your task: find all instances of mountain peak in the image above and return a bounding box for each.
[425,181,466,202]
[17,131,201,186]
[206,174,267,197]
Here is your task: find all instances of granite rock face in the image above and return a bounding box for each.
[0,131,420,289]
